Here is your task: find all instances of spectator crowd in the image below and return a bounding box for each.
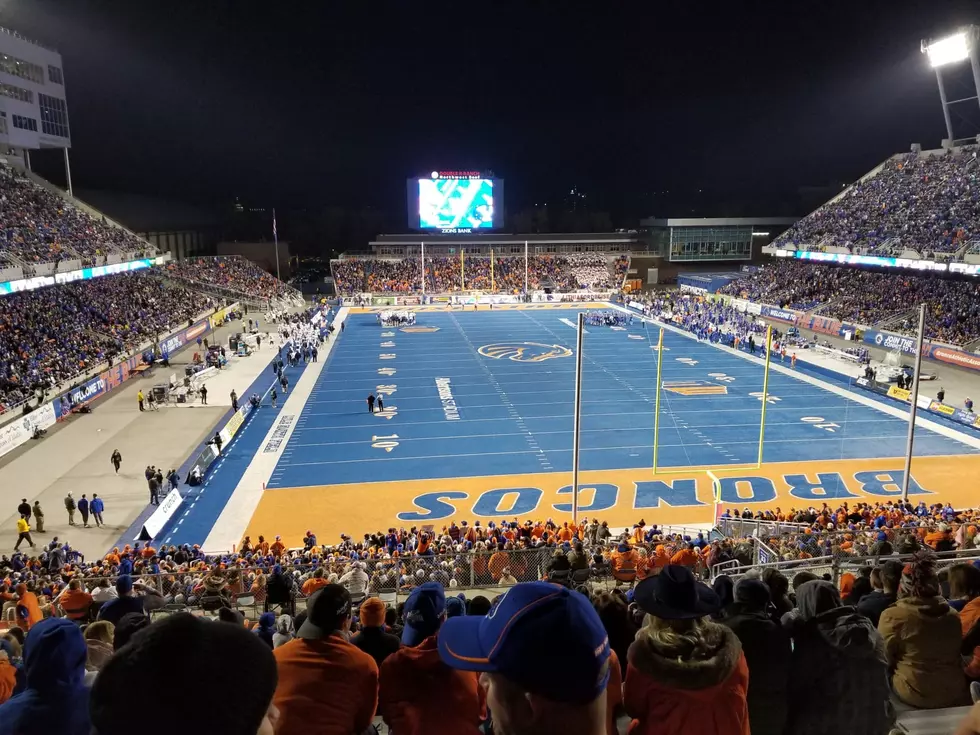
[332,253,629,295]
[773,147,980,256]
[0,272,214,411]
[720,260,980,344]
[0,163,154,267]
[4,522,980,734]
[161,255,298,302]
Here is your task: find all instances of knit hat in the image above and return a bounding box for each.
[445,595,466,618]
[900,551,940,598]
[359,597,386,628]
[92,614,277,735]
[116,574,133,594]
[113,612,150,650]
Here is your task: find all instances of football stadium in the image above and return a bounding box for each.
[5,8,980,735]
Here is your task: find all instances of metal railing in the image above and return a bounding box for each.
[710,546,980,586]
[716,517,811,539]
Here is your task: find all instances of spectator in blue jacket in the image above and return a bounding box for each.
[0,618,90,735]
[90,495,105,527]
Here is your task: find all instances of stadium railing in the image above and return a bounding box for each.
[710,545,980,586]
[66,545,629,616]
[716,517,811,539]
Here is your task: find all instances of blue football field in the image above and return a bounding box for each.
[266,308,978,490]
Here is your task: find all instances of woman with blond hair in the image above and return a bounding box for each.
[623,565,749,735]
[83,620,115,685]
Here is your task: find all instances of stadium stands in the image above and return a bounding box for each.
[0,272,214,411]
[773,147,980,257]
[719,260,980,344]
[0,162,153,267]
[332,253,629,295]
[160,255,297,303]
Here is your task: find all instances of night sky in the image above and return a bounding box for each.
[5,0,980,223]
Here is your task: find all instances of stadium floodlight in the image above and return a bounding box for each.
[923,32,970,68]
[921,26,980,144]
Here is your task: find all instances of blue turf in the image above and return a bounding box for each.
[267,310,978,489]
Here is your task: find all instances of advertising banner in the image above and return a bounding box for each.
[159,318,211,359]
[0,257,153,296]
[760,306,799,323]
[923,344,980,372]
[371,296,396,306]
[0,401,56,459]
[865,330,919,356]
[140,489,182,539]
[928,400,956,417]
[887,385,911,402]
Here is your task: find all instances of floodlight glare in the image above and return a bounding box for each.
[924,33,970,68]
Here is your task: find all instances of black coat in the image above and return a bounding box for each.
[351,626,402,669]
[856,591,897,627]
[723,605,791,735]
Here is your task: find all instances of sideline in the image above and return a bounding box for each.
[609,302,980,452]
[202,308,348,552]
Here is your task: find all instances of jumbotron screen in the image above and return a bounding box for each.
[408,172,502,233]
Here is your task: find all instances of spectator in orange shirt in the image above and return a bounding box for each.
[0,639,16,705]
[488,544,510,581]
[57,580,94,622]
[669,543,699,569]
[14,584,42,631]
[270,536,286,557]
[301,568,329,597]
[379,582,486,734]
[438,582,612,735]
[273,584,379,735]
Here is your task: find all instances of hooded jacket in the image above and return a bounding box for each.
[722,581,791,735]
[0,618,90,735]
[378,634,485,735]
[785,580,893,735]
[273,614,295,649]
[256,612,276,649]
[878,595,970,709]
[623,621,749,735]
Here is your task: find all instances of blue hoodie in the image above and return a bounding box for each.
[0,618,90,735]
[255,612,276,649]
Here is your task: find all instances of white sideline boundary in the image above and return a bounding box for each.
[608,303,980,452]
[202,308,347,553]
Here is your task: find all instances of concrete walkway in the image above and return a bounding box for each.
[0,317,279,558]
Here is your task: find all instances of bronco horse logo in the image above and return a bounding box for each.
[478,342,573,363]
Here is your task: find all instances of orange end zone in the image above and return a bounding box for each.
[243,455,980,548]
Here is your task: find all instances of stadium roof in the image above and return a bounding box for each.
[640,217,798,227]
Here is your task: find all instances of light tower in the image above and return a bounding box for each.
[921,26,980,145]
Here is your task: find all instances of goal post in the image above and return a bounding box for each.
[652,323,772,475]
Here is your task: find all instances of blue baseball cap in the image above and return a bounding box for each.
[437,582,610,704]
[402,581,446,646]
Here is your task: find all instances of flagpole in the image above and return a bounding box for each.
[461,248,465,290]
[420,242,425,297]
[273,208,280,280]
[524,240,529,294]
[491,248,495,292]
